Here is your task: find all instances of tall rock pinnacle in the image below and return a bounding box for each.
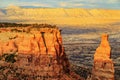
[92,34,114,80]
[94,34,111,61]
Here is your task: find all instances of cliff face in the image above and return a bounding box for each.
[0,27,62,55]
[0,24,116,79]
[0,6,120,25]
[0,26,81,80]
[92,34,114,80]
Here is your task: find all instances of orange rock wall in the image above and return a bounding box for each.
[0,27,78,80]
[0,28,63,56]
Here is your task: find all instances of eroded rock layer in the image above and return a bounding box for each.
[0,25,82,80]
[92,34,114,80]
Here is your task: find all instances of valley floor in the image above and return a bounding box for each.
[61,23,120,80]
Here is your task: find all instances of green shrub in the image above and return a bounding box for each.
[1,53,17,63]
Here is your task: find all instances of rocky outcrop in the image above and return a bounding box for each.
[92,34,114,80]
[0,28,61,55]
[0,26,82,80]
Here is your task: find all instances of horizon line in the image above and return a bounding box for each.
[0,5,120,10]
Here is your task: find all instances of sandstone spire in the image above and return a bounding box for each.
[94,34,111,61]
[92,34,114,80]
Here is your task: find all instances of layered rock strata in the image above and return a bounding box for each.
[92,34,114,80]
[1,6,120,25]
[0,26,81,80]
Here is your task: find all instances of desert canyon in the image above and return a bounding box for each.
[0,6,120,80]
[0,24,116,80]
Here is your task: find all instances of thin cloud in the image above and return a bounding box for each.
[108,0,120,3]
[59,2,67,7]
[59,2,84,7]
[0,0,120,9]
[16,2,53,7]
[73,3,84,7]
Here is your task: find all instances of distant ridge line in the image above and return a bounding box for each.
[63,42,120,45]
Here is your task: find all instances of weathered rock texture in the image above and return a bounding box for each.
[92,34,114,80]
[0,26,82,80]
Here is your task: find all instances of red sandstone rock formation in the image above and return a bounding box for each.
[94,34,111,61]
[92,34,114,80]
[0,28,63,56]
[0,26,82,80]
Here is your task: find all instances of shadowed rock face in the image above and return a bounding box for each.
[0,26,82,80]
[92,34,114,80]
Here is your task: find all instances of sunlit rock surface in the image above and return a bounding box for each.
[0,25,82,80]
[0,6,120,25]
[92,34,114,80]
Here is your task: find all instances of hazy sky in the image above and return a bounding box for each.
[0,0,120,9]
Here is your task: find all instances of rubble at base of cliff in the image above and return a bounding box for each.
[0,54,84,80]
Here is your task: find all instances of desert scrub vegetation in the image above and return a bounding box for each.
[11,28,23,32]
[70,64,91,79]
[0,53,17,63]
[0,22,57,28]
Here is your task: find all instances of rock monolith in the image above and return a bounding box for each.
[92,34,114,80]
